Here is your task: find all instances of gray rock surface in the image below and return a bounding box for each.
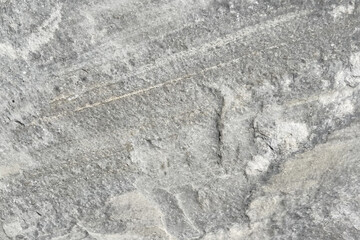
[0,0,360,239]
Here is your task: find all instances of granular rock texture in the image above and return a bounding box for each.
[1,0,360,239]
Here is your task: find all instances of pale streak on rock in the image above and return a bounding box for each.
[0,43,17,59]
[34,42,285,125]
[22,4,63,57]
[50,10,309,104]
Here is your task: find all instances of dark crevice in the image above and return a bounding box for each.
[14,120,25,126]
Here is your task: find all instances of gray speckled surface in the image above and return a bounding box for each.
[1,0,360,239]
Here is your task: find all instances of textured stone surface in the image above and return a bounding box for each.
[0,0,360,239]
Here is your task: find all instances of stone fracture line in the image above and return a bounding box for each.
[50,10,309,104]
[74,74,195,112]
[30,44,287,126]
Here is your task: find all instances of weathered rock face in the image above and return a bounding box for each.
[0,0,359,239]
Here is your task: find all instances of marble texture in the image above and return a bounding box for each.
[0,0,360,239]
